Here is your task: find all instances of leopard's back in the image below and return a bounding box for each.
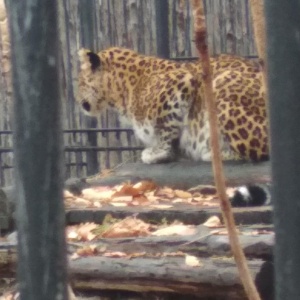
[77,47,269,163]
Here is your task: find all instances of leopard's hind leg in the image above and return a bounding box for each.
[214,70,269,161]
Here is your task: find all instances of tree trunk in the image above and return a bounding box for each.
[6,1,68,299]
[265,1,300,299]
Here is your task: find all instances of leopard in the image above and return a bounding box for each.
[77,46,269,166]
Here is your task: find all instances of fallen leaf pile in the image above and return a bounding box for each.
[66,215,199,242]
[64,181,223,209]
[67,215,155,242]
[65,213,273,259]
[68,216,268,242]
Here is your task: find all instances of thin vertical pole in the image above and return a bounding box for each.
[79,0,99,176]
[265,1,300,299]
[7,1,68,299]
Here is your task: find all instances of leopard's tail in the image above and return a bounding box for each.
[230,184,271,207]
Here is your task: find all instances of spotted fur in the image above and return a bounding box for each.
[77,47,269,164]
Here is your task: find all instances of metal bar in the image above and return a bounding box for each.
[265,1,300,299]
[63,146,143,152]
[6,1,68,299]
[1,162,88,169]
[0,146,143,153]
[0,128,136,134]
[155,0,170,58]
[0,153,4,185]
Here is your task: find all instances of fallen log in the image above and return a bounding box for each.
[70,256,273,300]
[80,160,271,190]
[1,194,273,232]
[0,161,271,231]
[66,205,273,227]
[0,224,274,300]
[0,244,272,300]
[0,227,274,266]
[81,231,274,260]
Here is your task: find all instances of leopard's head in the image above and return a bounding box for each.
[77,49,109,116]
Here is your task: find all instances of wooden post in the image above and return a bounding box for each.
[190,1,261,300]
[265,1,300,299]
[6,1,68,300]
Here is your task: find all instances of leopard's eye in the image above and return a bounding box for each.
[82,100,91,112]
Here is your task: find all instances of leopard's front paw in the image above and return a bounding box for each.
[141,147,175,164]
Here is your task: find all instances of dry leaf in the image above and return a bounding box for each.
[69,253,80,260]
[192,196,216,203]
[67,229,78,240]
[102,217,152,238]
[77,244,97,256]
[146,195,160,203]
[113,183,141,197]
[172,198,184,203]
[152,225,196,236]
[103,251,127,258]
[150,204,173,209]
[133,180,157,193]
[128,251,147,258]
[0,291,20,300]
[242,230,273,236]
[185,255,202,267]
[64,196,90,208]
[203,216,222,228]
[67,223,99,241]
[81,188,114,201]
[110,202,128,207]
[131,195,150,206]
[93,201,102,208]
[162,251,185,257]
[111,195,133,202]
[155,187,175,198]
[188,185,217,194]
[64,190,74,198]
[77,223,98,241]
[174,189,192,198]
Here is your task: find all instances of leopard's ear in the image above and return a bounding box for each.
[87,51,101,71]
[78,48,101,72]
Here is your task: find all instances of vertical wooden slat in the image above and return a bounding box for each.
[155,0,170,58]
